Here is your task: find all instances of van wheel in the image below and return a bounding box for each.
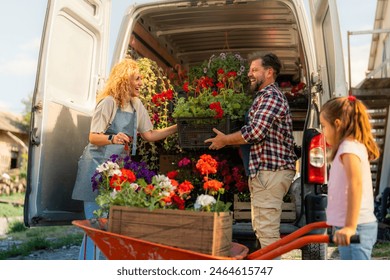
[301,243,327,260]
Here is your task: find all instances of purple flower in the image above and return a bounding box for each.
[91,172,102,192]
[91,154,157,191]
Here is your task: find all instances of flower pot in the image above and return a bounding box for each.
[108,206,233,256]
[158,154,180,174]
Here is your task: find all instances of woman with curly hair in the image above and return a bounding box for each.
[72,58,177,259]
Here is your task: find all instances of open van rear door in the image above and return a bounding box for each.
[309,0,348,102]
[25,0,111,227]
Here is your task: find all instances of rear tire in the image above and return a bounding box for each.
[301,243,327,260]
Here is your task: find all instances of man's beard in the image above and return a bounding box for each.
[249,79,264,94]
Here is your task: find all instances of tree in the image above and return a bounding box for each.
[21,94,32,132]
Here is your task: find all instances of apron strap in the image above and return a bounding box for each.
[130,101,138,156]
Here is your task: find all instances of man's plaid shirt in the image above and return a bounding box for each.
[241,83,297,178]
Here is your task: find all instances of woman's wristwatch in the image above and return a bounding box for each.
[108,134,114,144]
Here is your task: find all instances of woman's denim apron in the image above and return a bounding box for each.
[72,107,137,202]
[71,106,137,260]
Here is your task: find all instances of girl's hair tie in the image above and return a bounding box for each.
[347,95,356,102]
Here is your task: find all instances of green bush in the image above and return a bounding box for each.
[7,221,27,234]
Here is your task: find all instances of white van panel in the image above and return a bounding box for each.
[25,0,111,226]
[46,15,95,106]
[309,0,348,101]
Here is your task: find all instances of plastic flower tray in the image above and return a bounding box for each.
[177,116,243,149]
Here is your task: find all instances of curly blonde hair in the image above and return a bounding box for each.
[320,96,380,161]
[96,58,139,108]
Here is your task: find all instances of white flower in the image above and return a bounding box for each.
[153,175,176,192]
[109,168,122,177]
[129,183,139,191]
[96,162,109,173]
[153,174,169,184]
[161,190,172,198]
[96,161,120,175]
[194,194,216,210]
[110,189,118,199]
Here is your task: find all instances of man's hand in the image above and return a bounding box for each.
[204,128,226,150]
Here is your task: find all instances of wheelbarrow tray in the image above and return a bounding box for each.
[73,219,335,260]
[72,218,249,260]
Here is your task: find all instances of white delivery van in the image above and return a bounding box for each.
[25,0,348,259]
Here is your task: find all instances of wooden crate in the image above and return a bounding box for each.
[233,195,296,222]
[108,206,233,256]
[159,154,179,174]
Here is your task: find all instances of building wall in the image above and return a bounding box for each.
[0,131,28,174]
[371,0,390,77]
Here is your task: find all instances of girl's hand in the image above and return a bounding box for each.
[333,227,356,246]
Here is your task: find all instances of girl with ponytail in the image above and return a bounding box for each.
[320,96,380,260]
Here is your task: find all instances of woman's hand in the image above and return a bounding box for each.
[112,132,131,145]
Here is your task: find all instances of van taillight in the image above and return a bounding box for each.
[308,133,326,184]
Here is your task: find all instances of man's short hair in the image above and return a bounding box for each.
[248,52,282,76]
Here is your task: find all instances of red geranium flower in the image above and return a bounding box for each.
[109,174,122,191]
[167,170,178,179]
[177,180,194,197]
[171,195,186,210]
[121,168,136,183]
[196,154,218,175]
[203,179,223,195]
[209,101,224,119]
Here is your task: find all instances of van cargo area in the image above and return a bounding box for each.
[125,1,307,91]
[26,0,348,260]
[122,0,311,130]
[111,0,319,257]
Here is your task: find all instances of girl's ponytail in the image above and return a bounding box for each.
[321,96,380,161]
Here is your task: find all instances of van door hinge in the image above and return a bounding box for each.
[31,101,42,146]
[31,127,40,146]
[33,101,43,113]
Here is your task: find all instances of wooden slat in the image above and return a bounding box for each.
[108,206,232,257]
[233,195,296,222]
[133,22,180,68]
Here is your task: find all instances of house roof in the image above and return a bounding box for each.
[0,111,27,134]
[368,0,388,71]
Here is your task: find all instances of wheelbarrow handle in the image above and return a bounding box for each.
[350,235,360,243]
[247,221,330,260]
[328,234,360,244]
[247,222,361,260]
[247,234,360,260]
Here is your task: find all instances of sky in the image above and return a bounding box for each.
[0,0,377,115]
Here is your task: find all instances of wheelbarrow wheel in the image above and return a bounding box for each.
[301,243,327,260]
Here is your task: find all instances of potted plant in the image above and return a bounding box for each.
[136,57,181,170]
[92,153,232,256]
[172,53,252,148]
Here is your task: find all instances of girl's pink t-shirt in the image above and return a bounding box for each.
[326,139,377,227]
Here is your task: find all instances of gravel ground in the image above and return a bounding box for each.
[6,245,81,260]
[2,240,339,260]
[1,217,341,260]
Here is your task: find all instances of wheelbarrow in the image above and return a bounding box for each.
[72,219,356,260]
